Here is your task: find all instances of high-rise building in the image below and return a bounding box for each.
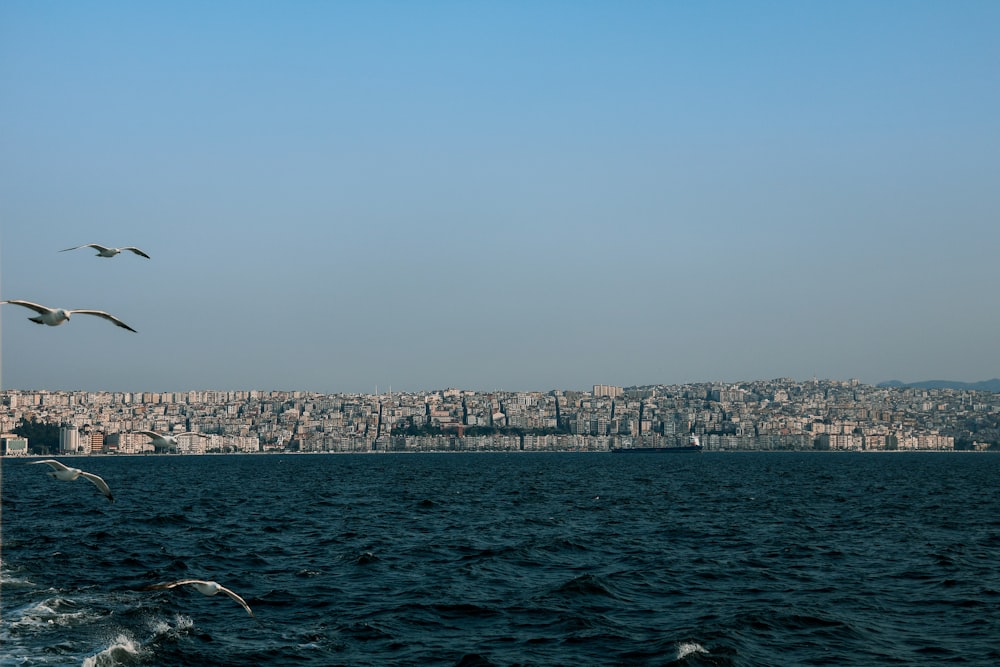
[60,425,82,454]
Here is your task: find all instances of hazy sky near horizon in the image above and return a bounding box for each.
[2,1,998,394]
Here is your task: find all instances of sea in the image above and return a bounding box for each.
[2,451,998,666]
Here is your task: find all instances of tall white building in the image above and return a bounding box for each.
[59,425,82,454]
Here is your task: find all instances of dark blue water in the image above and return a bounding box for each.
[2,452,999,666]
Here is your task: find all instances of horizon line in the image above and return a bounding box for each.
[3,377,1000,396]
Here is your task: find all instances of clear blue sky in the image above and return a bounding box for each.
[2,1,998,393]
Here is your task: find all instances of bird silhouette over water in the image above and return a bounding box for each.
[136,430,209,451]
[140,580,254,617]
[27,459,115,502]
[1,300,137,332]
[60,243,150,259]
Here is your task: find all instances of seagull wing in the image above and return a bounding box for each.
[68,310,138,333]
[177,432,209,438]
[61,243,111,253]
[1,300,53,316]
[80,471,115,502]
[140,579,205,591]
[122,247,151,259]
[136,430,162,439]
[217,584,255,617]
[139,579,254,616]
[27,459,70,471]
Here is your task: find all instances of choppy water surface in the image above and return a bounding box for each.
[2,452,999,666]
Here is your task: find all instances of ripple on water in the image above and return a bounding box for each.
[4,452,1000,666]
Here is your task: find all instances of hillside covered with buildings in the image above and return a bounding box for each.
[3,379,999,456]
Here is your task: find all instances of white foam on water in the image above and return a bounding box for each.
[149,613,194,639]
[1,595,100,666]
[8,597,98,631]
[81,633,145,667]
[0,562,34,588]
[676,641,708,660]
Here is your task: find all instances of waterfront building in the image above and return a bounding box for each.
[2,436,29,456]
[59,425,82,454]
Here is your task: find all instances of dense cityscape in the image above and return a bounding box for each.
[3,378,999,456]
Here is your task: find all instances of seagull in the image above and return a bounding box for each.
[27,459,115,502]
[137,430,209,450]
[0,300,137,332]
[60,243,150,259]
[140,580,254,617]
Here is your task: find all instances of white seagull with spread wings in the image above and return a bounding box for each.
[1,300,137,332]
[137,430,209,450]
[61,243,150,259]
[28,459,115,502]
[140,580,254,617]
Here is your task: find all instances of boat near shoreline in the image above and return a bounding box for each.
[611,434,703,454]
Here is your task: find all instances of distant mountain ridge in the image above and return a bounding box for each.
[877,379,1000,392]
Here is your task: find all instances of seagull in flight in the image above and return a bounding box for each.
[61,243,150,259]
[1,300,137,332]
[137,430,209,450]
[28,459,115,502]
[140,580,254,617]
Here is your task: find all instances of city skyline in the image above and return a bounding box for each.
[6,377,998,456]
[2,2,999,394]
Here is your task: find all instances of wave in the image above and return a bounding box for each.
[5,452,1000,666]
[81,634,145,667]
[0,566,33,589]
[676,640,709,660]
[77,615,193,667]
[354,550,379,564]
[550,573,620,600]
[7,597,101,631]
[141,512,194,526]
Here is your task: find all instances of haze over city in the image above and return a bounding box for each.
[2,2,998,394]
